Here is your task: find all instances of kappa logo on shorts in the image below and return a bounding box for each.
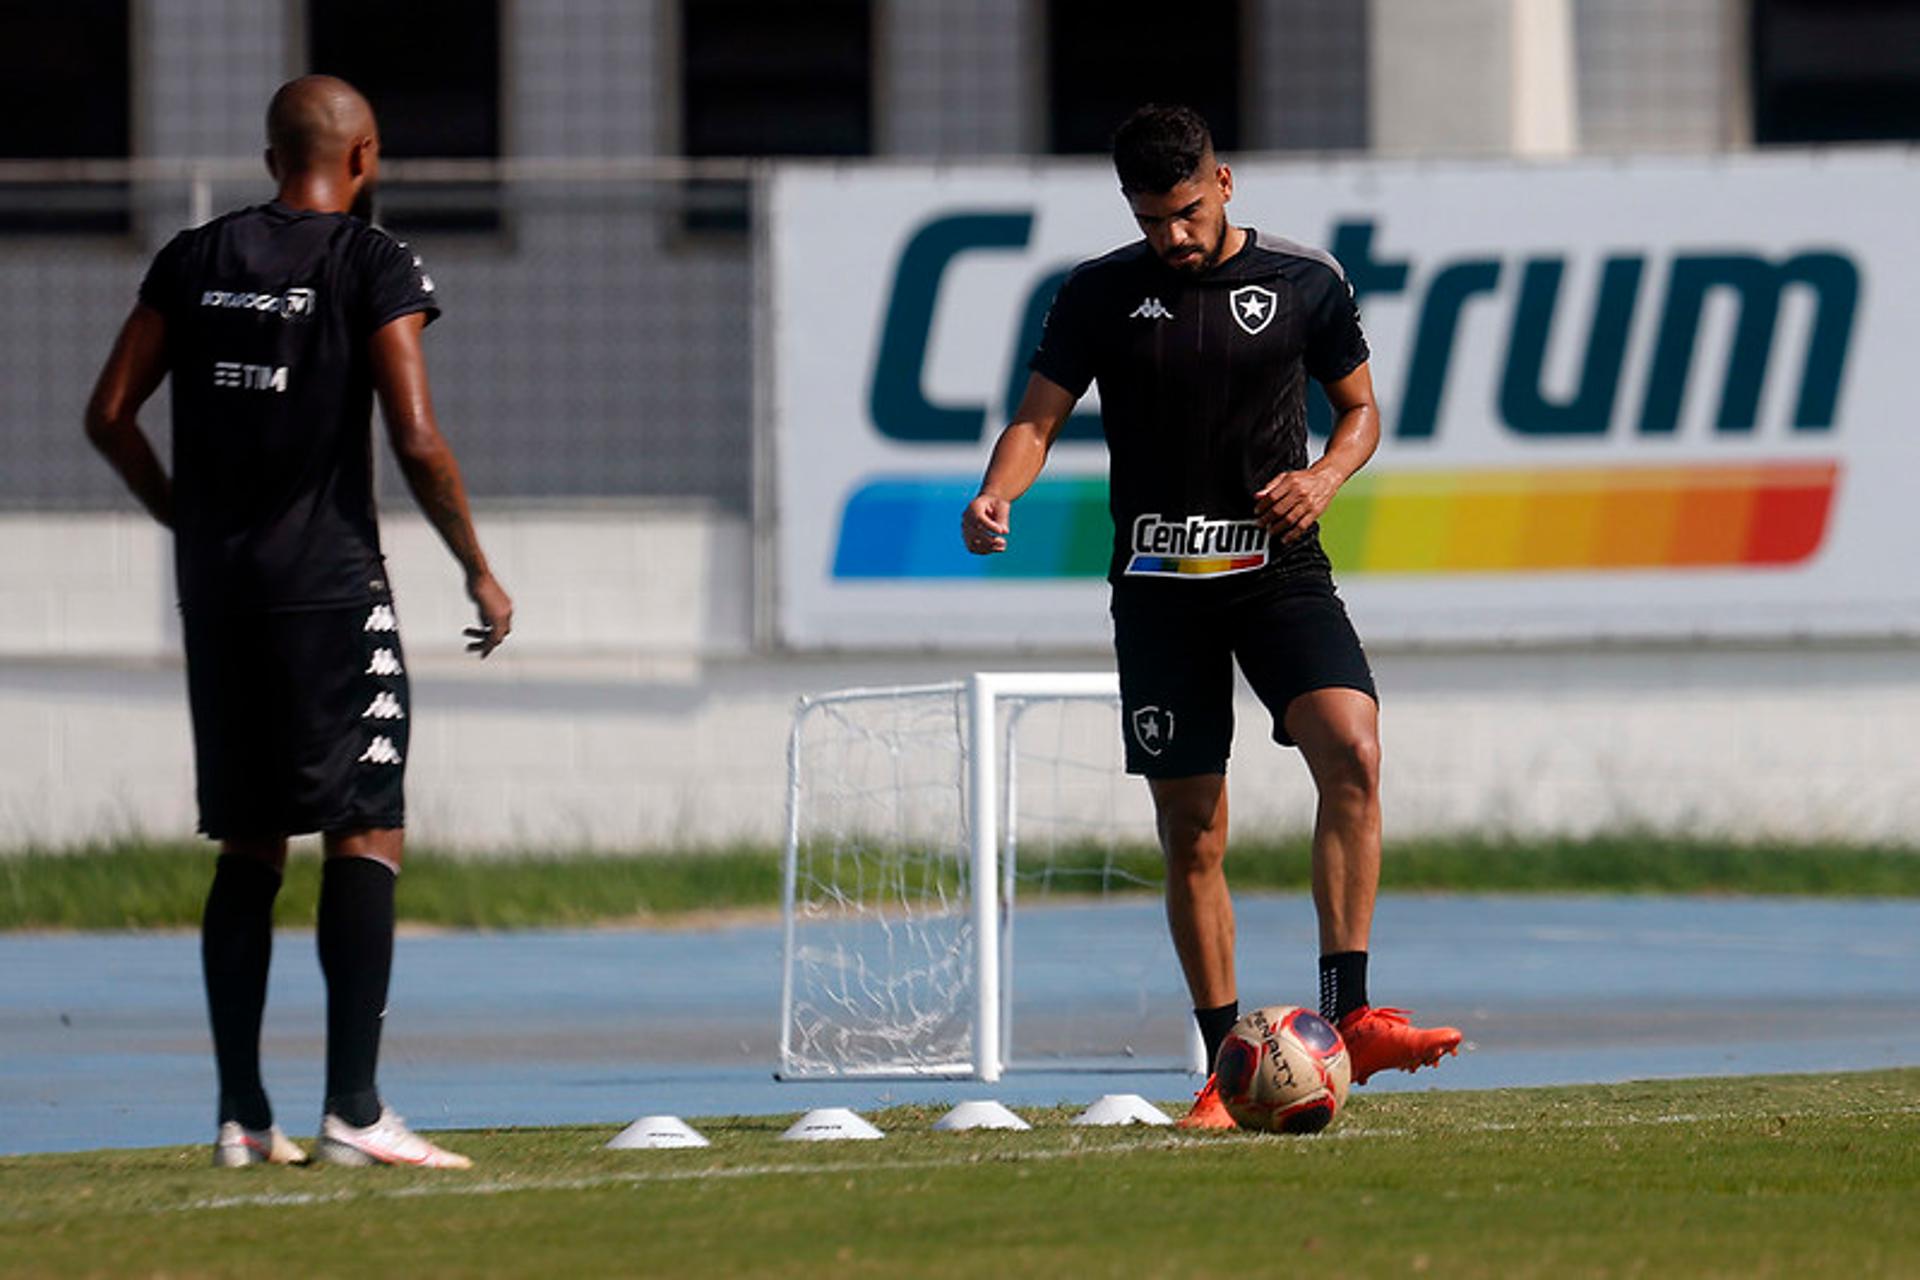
[364,604,398,633]
[358,735,403,766]
[366,648,404,677]
[362,691,406,721]
[1229,285,1277,336]
[1131,705,1175,756]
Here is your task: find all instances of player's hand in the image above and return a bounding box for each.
[1254,467,1342,543]
[465,571,513,658]
[961,493,1012,555]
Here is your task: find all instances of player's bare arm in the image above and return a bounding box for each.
[1254,361,1380,543]
[961,372,1080,554]
[83,303,174,528]
[370,311,513,656]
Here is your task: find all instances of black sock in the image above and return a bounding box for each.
[202,854,281,1130]
[317,856,396,1128]
[1319,951,1369,1024]
[1194,1001,1240,1074]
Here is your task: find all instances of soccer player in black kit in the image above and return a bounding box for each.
[85,76,510,1167]
[962,105,1460,1128]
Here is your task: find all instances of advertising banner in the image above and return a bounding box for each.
[769,151,1920,648]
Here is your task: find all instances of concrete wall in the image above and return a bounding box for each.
[7,514,1920,851]
[1573,0,1747,151]
[12,634,1920,852]
[1368,0,1743,155]
[0,508,751,662]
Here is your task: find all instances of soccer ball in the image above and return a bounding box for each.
[1213,1004,1352,1134]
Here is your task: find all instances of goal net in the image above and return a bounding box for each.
[778,673,1203,1081]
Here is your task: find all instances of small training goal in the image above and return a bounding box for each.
[778,672,1205,1082]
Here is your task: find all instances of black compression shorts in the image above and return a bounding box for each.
[182,593,409,839]
[1110,575,1377,777]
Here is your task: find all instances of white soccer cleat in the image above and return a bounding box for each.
[316,1107,473,1169]
[213,1121,308,1167]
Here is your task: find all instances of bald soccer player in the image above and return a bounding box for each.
[86,75,511,1168]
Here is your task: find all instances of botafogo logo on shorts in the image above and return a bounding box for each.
[1131,706,1174,756]
[1124,514,1270,578]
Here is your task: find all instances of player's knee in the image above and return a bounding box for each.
[1320,732,1381,799]
[1158,804,1226,876]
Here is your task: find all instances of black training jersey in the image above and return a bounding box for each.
[138,201,440,611]
[1029,228,1367,591]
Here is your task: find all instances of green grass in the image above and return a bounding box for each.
[4,834,1920,931]
[1,1070,1915,1278]
[0,842,784,930]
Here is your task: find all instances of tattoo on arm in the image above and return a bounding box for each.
[399,446,488,580]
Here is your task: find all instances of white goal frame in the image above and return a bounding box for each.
[778,671,1205,1083]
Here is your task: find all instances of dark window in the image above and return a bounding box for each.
[308,0,502,232]
[1753,0,1920,143]
[680,0,873,231]
[1047,0,1243,155]
[0,0,130,234]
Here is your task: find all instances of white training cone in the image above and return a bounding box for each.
[1071,1094,1174,1127]
[607,1115,710,1149]
[931,1100,1031,1132]
[781,1108,885,1141]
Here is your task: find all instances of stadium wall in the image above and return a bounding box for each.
[7,0,1735,515]
[5,511,1920,850]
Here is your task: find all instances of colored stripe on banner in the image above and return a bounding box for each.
[1320,461,1839,573]
[829,462,1839,580]
[833,476,1112,578]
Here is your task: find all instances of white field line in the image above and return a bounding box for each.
[150,1100,1920,1218]
[165,1137,1184,1214]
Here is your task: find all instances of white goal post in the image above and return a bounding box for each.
[778,672,1206,1082]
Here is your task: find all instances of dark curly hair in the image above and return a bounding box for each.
[1111,104,1215,194]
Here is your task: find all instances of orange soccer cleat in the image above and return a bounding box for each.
[1175,1073,1238,1130]
[1337,1005,1462,1085]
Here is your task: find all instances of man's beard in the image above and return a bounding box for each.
[350,183,378,223]
[1163,232,1222,273]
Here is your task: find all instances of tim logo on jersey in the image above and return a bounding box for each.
[1126,514,1269,578]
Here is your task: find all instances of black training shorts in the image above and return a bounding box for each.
[1110,573,1377,778]
[182,592,410,838]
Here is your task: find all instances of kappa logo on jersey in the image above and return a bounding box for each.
[1125,514,1270,577]
[412,254,435,294]
[358,735,404,766]
[1129,297,1173,320]
[213,362,289,392]
[366,647,404,677]
[1131,706,1174,756]
[364,604,398,633]
[200,287,316,319]
[1229,285,1277,336]
[362,691,406,721]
